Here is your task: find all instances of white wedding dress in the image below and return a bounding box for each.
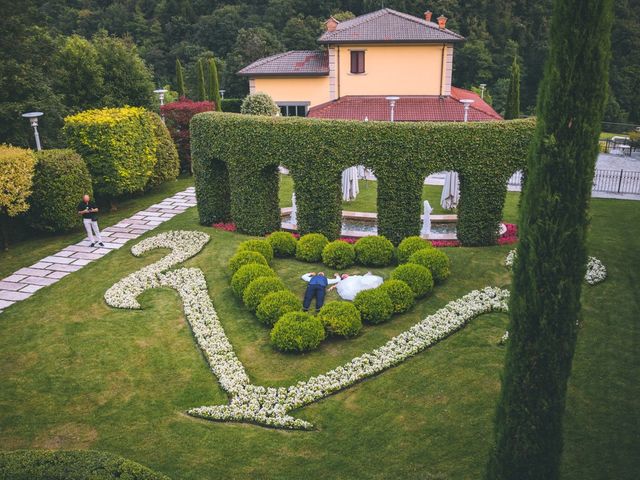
[335,273,384,301]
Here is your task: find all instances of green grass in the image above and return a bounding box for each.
[0,176,194,279]
[0,181,638,479]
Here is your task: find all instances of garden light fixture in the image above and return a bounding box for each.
[21,111,43,151]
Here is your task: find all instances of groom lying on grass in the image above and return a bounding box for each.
[301,272,340,313]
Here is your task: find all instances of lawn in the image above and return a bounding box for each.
[0,180,637,479]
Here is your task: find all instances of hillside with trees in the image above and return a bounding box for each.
[2,0,638,147]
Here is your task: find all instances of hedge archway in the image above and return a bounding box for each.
[191,113,535,245]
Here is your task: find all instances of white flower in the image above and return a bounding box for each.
[504,249,607,285]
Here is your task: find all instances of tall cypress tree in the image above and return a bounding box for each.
[208,58,223,111]
[504,56,520,119]
[197,59,206,102]
[485,1,613,479]
[175,59,186,99]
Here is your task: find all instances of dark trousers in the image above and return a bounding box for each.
[303,284,326,312]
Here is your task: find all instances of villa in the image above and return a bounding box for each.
[238,8,501,121]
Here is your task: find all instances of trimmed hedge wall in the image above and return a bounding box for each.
[146,112,179,189]
[64,107,157,199]
[0,450,170,479]
[29,149,93,232]
[191,113,535,246]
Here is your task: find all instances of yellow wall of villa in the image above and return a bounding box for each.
[252,77,331,108]
[335,44,449,97]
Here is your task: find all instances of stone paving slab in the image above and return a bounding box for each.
[0,188,196,315]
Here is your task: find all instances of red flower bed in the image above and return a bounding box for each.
[211,223,519,247]
[161,99,214,172]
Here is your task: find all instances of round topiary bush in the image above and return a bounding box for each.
[242,276,287,311]
[28,149,93,233]
[318,301,362,337]
[391,263,434,298]
[322,240,356,269]
[270,311,326,352]
[267,231,297,257]
[228,250,268,275]
[231,264,276,297]
[240,92,279,116]
[353,288,394,324]
[296,233,329,262]
[237,238,274,263]
[354,236,395,267]
[256,290,302,326]
[379,279,415,313]
[408,248,451,283]
[397,236,433,263]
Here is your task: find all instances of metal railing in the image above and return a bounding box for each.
[508,169,640,195]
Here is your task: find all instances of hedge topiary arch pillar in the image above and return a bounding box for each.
[193,157,231,224]
[228,162,280,236]
[376,164,424,245]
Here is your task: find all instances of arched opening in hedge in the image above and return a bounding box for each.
[191,113,534,246]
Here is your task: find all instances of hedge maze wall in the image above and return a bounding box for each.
[191,113,535,246]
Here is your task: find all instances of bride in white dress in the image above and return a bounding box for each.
[330,272,384,301]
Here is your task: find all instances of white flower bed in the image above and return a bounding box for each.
[106,231,510,430]
[504,249,607,285]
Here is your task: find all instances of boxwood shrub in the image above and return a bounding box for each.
[270,311,326,352]
[267,231,297,257]
[231,263,276,297]
[408,248,451,283]
[296,233,329,262]
[242,276,286,311]
[353,288,394,324]
[228,250,268,275]
[256,290,302,326]
[146,112,179,189]
[191,113,534,245]
[379,279,415,313]
[391,263,434,298]
[237,238,274,263]
[64,106,157,199]
[354,236,394,267]
[322,240,356,269]
[28,149,93,232]
[397,236,433,263]
[318,301,362,337]
[0,450,170,480]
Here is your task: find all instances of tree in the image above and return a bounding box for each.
[208,58,222,111]
[0,146,36,250]
[281,15,323,50]
[504,56,520,119]
[196,59,207,101]
[176,58,187,98]
[485,1,613,479]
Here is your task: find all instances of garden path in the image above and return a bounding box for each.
[0,187,197,315]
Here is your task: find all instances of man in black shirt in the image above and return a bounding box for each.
[77,194,104,247]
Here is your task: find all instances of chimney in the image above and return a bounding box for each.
[325,16,339,33]
[437,15,448,29]
[424,11,433,22]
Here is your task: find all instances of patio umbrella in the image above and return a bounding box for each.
[440,171,460,210]
[342,167,360,201]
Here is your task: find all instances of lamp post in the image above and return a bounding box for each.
[154,89,168,124]
[460,99,474,123]
[219,89,226,99]
[385,96,400,122]
[21,112,43,151]
[479,83,487,99]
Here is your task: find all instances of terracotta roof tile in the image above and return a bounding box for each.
[307,91,502,122]
[238,50,328,76]
[319,8,464,44]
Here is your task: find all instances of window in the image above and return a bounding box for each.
[278,104,307,117]
[350,50,365,74]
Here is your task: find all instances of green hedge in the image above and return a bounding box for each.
[397,236,433,263]
[228,250,268,275]
[354,236,394,266]
[221,98,243,113]
[191,113,534,245]
[242,276,286,311]
[270,311,325,352]
[408,248,451,283]
[296,233,329,262]
[322,240,356,269]
[256,290,302,326]
[237,239,274,263]
[267,231,297,257]
[146,112,179,189]
[353,288,394,324]
[230,263,276,297]
[0,450,170,480]
[318,301,362,337]
[379,279,415,313]
[28,149,93,232]
[391,263,434,298]
[64,107,157,199]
